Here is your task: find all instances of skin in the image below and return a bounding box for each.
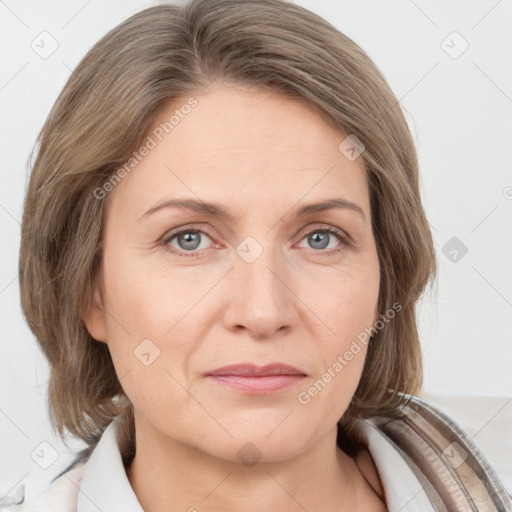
[84,83,386,511]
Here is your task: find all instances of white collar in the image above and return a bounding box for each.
[77,416,142,511]
[76,416,435,511]
[356,418,435,511]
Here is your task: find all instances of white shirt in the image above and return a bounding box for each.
[71,415,436,512]
[8,394,511,511]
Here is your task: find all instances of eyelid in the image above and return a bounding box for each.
[160,224,218,255]
[160,222,354,257]
[293,224,354,257]
[294,223,353,246]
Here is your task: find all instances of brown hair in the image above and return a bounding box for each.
[19,0,436,463]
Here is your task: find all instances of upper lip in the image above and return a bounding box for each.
[205,363,307,377]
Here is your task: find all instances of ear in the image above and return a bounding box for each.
[81,275,108,343]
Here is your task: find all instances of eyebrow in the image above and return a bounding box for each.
[138,197,366,223]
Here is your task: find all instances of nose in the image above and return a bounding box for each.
[223,241,299,340]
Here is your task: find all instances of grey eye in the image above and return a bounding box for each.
[167,230,212,252]
[177,231,201,250]
[307,231,331,250]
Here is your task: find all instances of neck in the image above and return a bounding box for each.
[125,415,386,512]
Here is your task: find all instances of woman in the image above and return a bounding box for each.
[15,0,511,510]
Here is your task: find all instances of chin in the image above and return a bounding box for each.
[203,434,309,465]
[194,414,318,464]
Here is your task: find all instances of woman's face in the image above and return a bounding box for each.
[85,84,380,462]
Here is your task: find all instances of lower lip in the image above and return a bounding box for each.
[206,375,306,394]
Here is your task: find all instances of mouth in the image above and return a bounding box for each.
[204,363,308,395]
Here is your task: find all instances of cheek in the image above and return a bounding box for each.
[295,272,378,422]
[102,248,190,337]
[329,281,379,343]
[98,255,171,383]
[99,253,217,393]
[305,260,379,408]
[315,262,380,345]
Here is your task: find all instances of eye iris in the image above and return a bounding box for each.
[172,230,336,253]
[178,231,201,250]
[309,231,330,250]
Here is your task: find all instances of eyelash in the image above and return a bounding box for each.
[160,225,353,258]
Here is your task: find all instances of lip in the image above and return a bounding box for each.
[204,363,308,394]
[205,363,307,377]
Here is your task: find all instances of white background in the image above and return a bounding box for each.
[1,0,511,501]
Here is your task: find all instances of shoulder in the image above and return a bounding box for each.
[362,393,512,510]
[7,460,86,512]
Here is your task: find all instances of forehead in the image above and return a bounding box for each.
[107,85,370,222]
